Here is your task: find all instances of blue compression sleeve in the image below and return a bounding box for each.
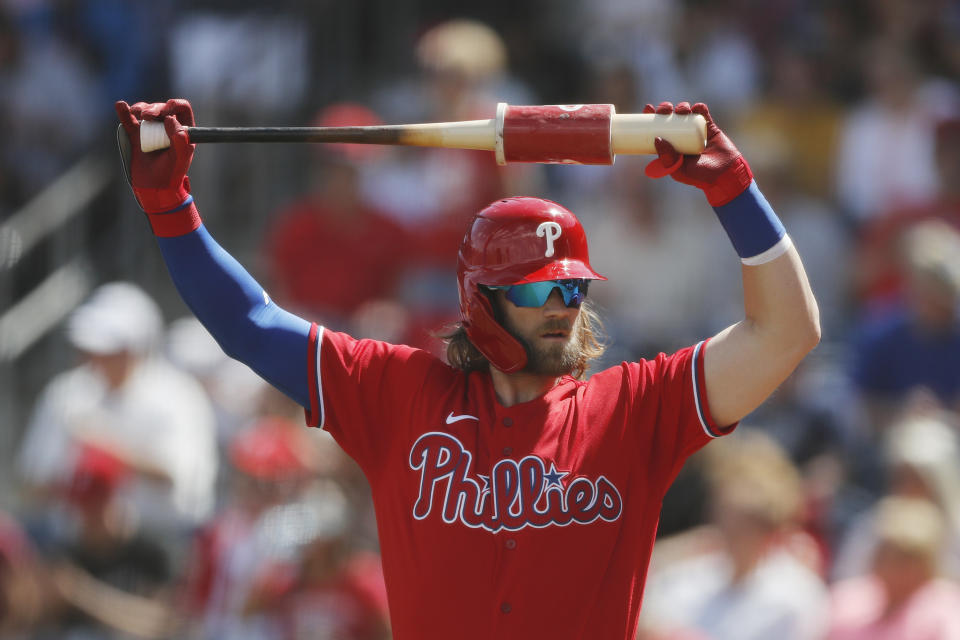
[157,225,312,408]
[712,181,789,264]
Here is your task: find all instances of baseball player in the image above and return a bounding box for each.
[115,98,819,639]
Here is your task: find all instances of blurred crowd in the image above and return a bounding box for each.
[3,0,960,638]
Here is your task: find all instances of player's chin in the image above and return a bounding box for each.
[526,336,579,376]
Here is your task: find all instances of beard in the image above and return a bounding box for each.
[503,316,582,376]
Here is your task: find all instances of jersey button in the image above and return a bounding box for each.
[502,447,513,456]
[502,417,513,427]
[500,602,512,614]
[505,538,517,550]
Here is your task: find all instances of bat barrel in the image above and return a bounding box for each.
[611,114,706,155]
[492,104,706,165]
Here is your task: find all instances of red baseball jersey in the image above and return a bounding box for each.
[305,325,734,640]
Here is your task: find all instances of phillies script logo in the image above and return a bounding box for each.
[409,432,623,532]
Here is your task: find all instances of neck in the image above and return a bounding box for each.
[489,367,560,407]
[882,570,932,615]
[720,528,774,584]
[728,542,765,584]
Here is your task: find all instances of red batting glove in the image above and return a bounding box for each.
[643,102,753,207]
[116,99,201,236]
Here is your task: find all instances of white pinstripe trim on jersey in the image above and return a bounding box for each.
[316,325,326,429]
[741,233,793,266]
[691,340,721,438]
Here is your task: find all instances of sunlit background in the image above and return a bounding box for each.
[2,0,960,638]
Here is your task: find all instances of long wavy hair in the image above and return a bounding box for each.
[442,298,607,379]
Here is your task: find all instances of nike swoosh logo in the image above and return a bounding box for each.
[446,412,479,424]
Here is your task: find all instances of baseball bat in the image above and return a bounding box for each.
[138,103,707,165]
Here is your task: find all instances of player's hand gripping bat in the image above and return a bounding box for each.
[135,103,706,165]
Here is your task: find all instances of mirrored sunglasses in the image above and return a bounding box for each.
[487,279,590,308]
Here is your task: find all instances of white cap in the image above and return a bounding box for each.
[67,282,163,355]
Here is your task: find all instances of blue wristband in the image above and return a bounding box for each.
[712,181,790,264]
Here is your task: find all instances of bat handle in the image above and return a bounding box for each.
[140,120,174,153]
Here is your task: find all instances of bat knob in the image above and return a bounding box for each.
[140,121,171,153]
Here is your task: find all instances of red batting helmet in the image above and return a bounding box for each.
[456,197,605,373]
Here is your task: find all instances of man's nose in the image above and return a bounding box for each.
[542,288,572,314]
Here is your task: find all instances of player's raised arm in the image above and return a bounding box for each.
[644,102,820,427]
[115,99,313,408]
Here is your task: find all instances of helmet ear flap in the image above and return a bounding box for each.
[463,290,528,373]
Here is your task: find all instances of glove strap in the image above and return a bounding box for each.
[147,196,202,237]
[713,181,791,265]
[703,156,753,207]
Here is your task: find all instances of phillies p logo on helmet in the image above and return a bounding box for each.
[536,221,562,257]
